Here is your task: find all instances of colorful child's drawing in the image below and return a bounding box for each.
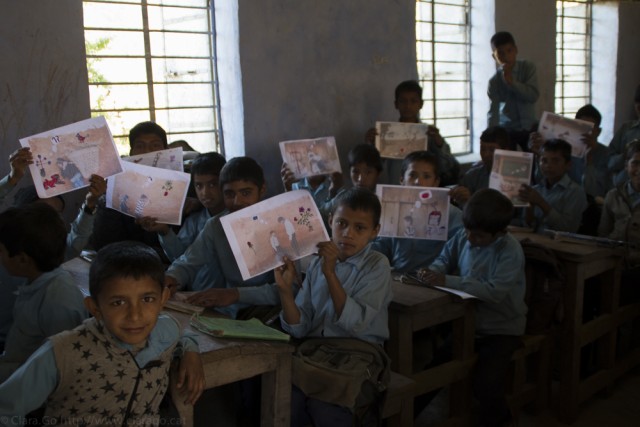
[106,161,190,225]
[220,190,330,280]
[19,116,123,198]
[376,184,450,241]
[538,111,594,158]
[375,122,429,159]
[279,137,342,180]
[489,149,534,207]
[122,147,184,172]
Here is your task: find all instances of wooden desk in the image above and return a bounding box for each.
[62,257,293,427]
[511,231,632,424]
[387,280,476,426]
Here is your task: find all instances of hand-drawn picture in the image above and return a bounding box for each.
[375,122,429,159]
[376,184,450,241]
[122,147,184,172]
[221,190,330,280]
[19,116,123,198]
[279,137,342,180]
[538,111,594,158]
[105,161,190,225]
[489,149,534,207]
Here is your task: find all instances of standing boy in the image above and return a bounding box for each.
[488,31,539,152]
[419,189,527,427]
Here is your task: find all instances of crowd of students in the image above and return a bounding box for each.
[0,30,638,427]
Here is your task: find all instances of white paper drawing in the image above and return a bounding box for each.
[538,111,594,158]
[279,137,342,180]
[375,122,429,159]
[122,147,184,172]
[489,149,534,207]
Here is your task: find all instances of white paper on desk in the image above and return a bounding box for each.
[489,149,534,207]
[376,184,450,241]
[279,136,342,180]
[221,190,330,281]
[433,286,478,300]
[19,116,123,199]
[122,147,184,172]
[538,111,594,158]
[106,161,190,225]
[375,122,428,159]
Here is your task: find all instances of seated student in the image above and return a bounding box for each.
[139,152,226,292]
[366,80,460,186]
[518,139,588,233]
[450,126,510,207]
[419,189,527,427]
[274,188,392,426]
[608,84,640,186]
[372,151,463,273]
[348,143,383,192]
[0,241,204,423]
[165,157,274,319]
[0,203,88,381]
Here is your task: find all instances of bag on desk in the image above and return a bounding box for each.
[292,337,390,417]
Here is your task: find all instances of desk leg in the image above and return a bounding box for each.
[449,302,475,424]
[388,313,413,376]
[261,352,292,427]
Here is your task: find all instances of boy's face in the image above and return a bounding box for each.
[193,173,223,214]
[465,228,499,248]
[85,275,170,347]
[575,115,602,139]
[350,162,380,192]
[627,152,640,191]
[480,141,501,168]
[400,160,439,188]
[129,133,165,156]
[539,149,570,183]
[222,179,265,213]
[492,43,517,68]
[394,91,424,122]
[329,205,380,260]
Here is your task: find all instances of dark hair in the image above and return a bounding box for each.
[348,144,383,172]
[463,189,514,234]
[480,126,510,150]
[219,157,265,189]
[490,31,516,49]
[0,203,67,272]
[395,80,423,101]
[13,185,65,210]
[625,139,640,161]
[541,139,572,163]
[575,104,602,128]
[331,187,382,226]
[128,121,168,149]
[190,152,226,179]
[89,241,165,298]
[400,151,440,179]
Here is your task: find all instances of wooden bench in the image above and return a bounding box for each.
[382,371,417,427]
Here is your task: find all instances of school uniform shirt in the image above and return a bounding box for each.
[280,244,392,345]
[461,164,491,197]
[372,204,464,274]
[488,59,539,132]
[0,315,198,424]
[429,229,527,337]
[528,174,588,233]
[599,181,640,240]
[569,143,612,199]
[0,267,87,382]
[166,211,274,318]
[608,119,640,185]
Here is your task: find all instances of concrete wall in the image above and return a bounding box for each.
[613,1,640,133]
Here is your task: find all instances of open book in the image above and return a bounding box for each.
[164,292,205,315]
[400,274,478,300]
[190,315,290,342]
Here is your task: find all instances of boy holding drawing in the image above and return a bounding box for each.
[274,188,392,426]
[0,241,204,423]
[419,188,527,427]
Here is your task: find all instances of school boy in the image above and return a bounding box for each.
[0,241,204,424]
[139,152,226,292]
[274,188,392,426]
[0,203,87,381]
[419,189,527,427]
[366,80,460,186]
[487,31,539,152]
[608,84,640,186]
[348,143,383,192]
[518,139,588,233]
[372,151,463,273]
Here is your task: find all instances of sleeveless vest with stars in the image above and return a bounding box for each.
[46,317,175,426]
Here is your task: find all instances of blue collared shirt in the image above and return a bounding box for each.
[461,164,491,196]
[488,59,539,132]
[528,174,588,233]
[608,119,640,185]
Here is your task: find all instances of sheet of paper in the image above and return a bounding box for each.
[376,184,450,241]
[375,121,428,159]
[279,136,342,180]
[538,111,594,158]
[105,161,190,225]
[220,190,330,281]
[19,116,123,198]
[122,147,184,171]
[489,149,534,207]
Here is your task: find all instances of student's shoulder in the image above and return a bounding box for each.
[42,268,84,299]
[150,313,181,344]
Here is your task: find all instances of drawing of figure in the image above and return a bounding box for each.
[56,158,84,188]
[278,216,300,255]
[269,231,286,262]
[428,209,442,226]
[307,150,325,175]
[134,194,150,217]
[403,215,416,237]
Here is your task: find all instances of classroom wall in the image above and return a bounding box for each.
[613,1,640,133]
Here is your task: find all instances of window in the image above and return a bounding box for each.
[83,0,221,155]
[556,0,592,117]
[416,0,471,155]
